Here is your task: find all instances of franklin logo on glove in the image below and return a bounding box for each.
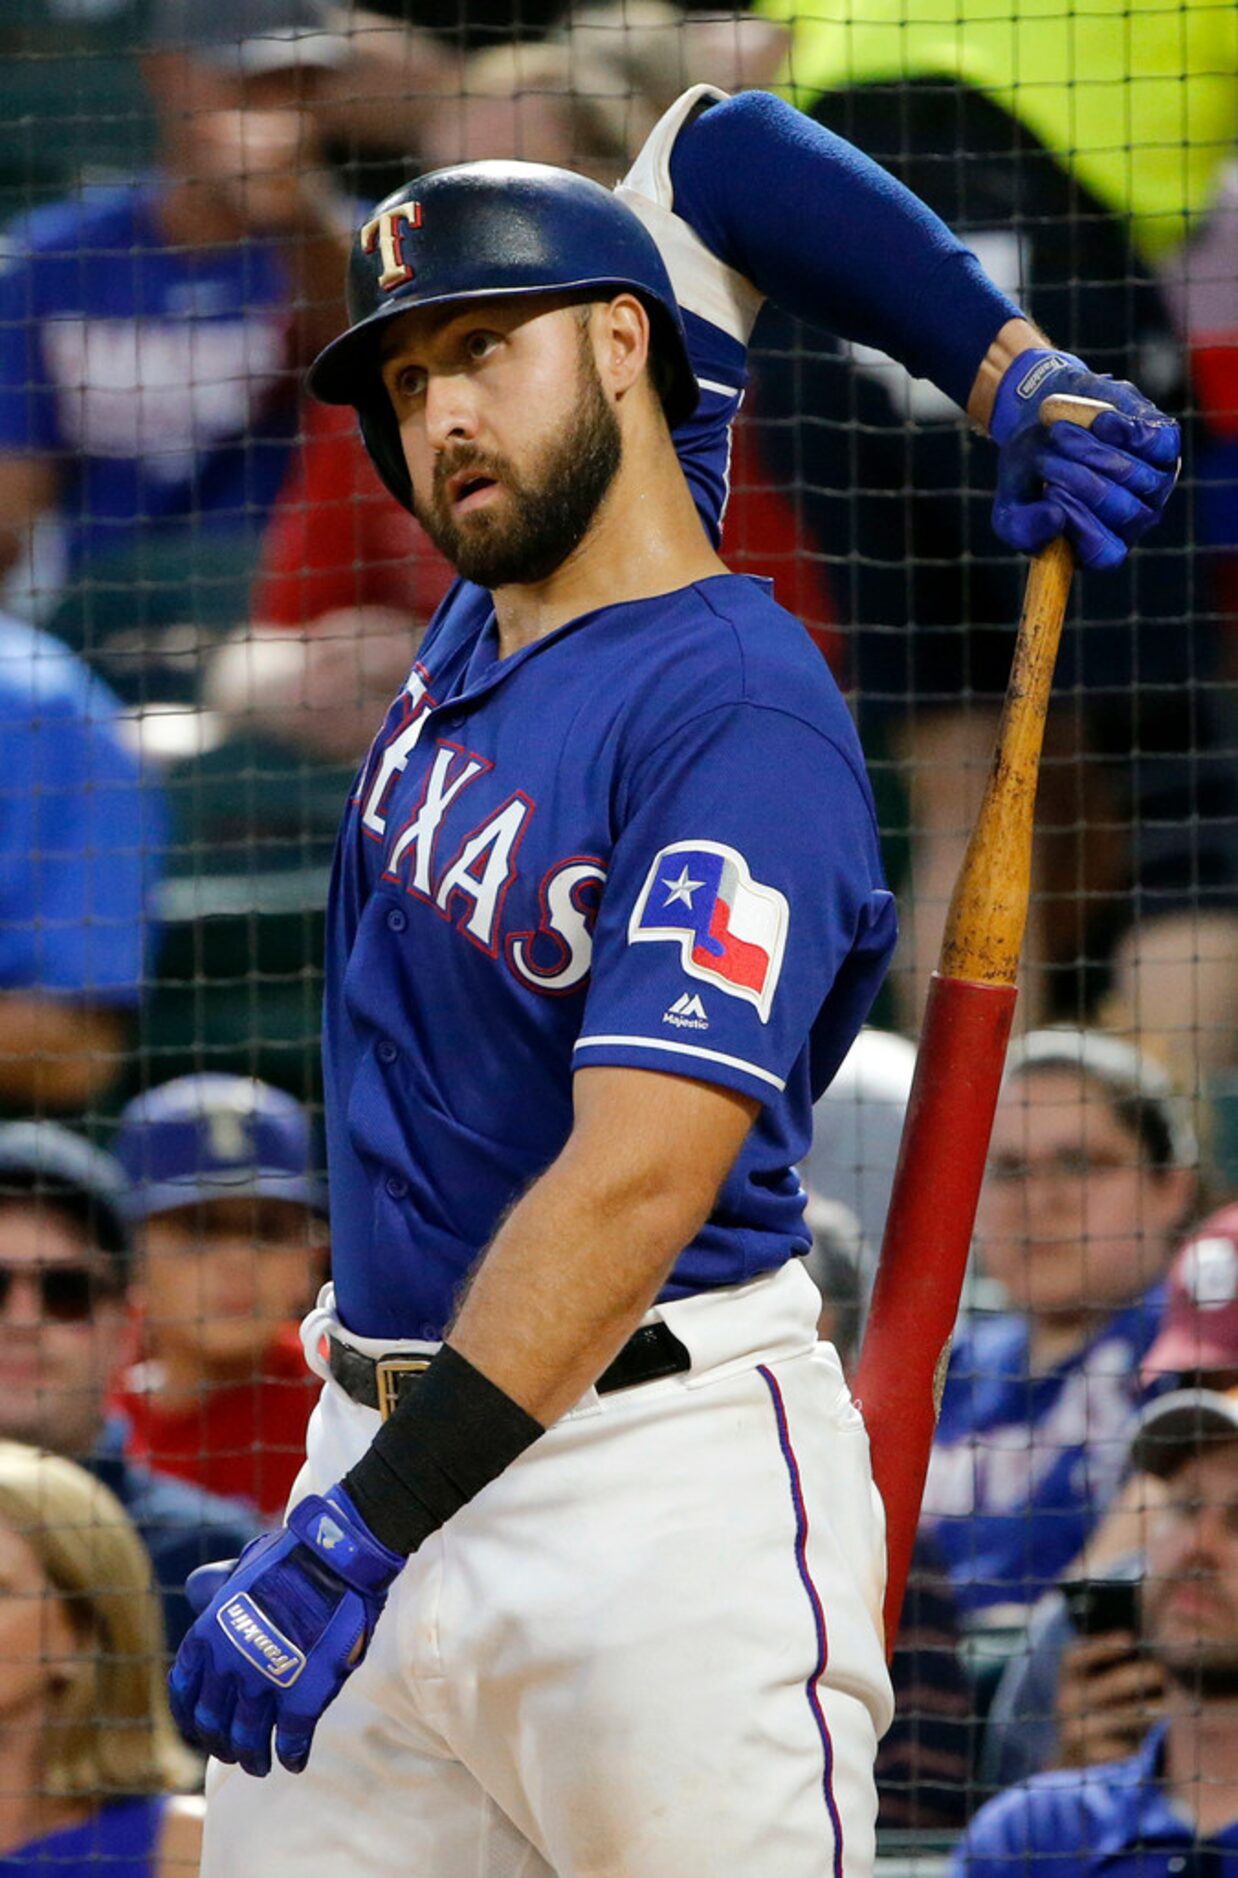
[1013,353,1074,402]
[169,1487,407,1778]
[218,1596,306,1687]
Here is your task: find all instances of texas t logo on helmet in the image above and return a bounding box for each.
[307,161,700,515]
[360,204,423,292]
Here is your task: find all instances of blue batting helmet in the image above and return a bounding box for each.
[307,161,699,513]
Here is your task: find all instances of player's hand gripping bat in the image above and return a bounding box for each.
[852,393,1113,1656]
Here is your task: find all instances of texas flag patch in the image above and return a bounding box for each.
[629,841,789,1023]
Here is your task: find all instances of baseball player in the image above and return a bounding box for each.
[170,86,1180,1876]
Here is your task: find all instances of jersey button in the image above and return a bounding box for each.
[376,1039,399,1065]
[385,907,407,933]
[386,1175,408,1199]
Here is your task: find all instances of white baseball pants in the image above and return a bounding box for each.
[201,1259,893,1877]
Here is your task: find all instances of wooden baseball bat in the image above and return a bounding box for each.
[852,392,1112,1657]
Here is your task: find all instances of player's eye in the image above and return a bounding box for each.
[391,363,427,400]
[464,330,501,364]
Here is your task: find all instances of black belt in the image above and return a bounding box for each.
[328,1320,691,1421]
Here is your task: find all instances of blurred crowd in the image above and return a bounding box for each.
[0,0,1235,1868]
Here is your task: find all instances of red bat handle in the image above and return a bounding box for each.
[852,975,1017,1647]
[853,394,1106,1657]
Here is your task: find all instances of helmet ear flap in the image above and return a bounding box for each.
[358,400,414,514]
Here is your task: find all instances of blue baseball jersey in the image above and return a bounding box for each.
[0,616,166,1004]
[919,1288,1166,1614]
[322,93,898,1339]
[0,184,297,573]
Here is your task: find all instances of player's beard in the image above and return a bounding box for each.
[411,336,622,588]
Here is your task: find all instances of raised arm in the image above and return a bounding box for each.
[624,86,1179,569]
[632,85,1019,411]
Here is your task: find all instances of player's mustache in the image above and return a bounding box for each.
[432,449,511,503]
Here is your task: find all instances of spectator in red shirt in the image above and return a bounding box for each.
[204,398,454,765]
[113,1075,328,1521]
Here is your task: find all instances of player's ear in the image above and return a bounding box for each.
[596,294,651,402]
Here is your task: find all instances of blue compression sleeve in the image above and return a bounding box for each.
[668,89,1022,411]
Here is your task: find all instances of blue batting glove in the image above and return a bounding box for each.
[989,350,1181,570]
[168,1486,405,1778]
[185,1558,236,1614]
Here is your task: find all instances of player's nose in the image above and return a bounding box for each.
[423,370,480,451]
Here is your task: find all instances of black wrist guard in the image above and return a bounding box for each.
[343,1344,545,1557]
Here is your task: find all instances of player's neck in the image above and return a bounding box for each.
[492,433,727,658]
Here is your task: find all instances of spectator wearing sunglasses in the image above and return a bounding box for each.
[0,1122,259,1651]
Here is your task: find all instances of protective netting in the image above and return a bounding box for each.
[0,1,1234,1868]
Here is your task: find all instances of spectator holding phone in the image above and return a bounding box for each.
[1047,1572,1166,1773]
[984,1203,1238,1788]
[920,1029,1199,1619]
[953,1384,1238,1876]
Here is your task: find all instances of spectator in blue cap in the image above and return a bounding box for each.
[0,1120,259,1651]
[114,1075,328,1520]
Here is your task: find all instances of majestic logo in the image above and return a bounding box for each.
[360,203,423,291]
[217,1594,305,1687]
[663,992,709,1031]
[629,841,788,1023]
